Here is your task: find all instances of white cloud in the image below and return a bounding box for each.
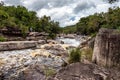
[1,0,120,27]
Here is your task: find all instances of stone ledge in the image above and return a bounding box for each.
[0,41,38,51]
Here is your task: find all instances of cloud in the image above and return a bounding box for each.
[1,0,120,27]
[1,0,23,6]
[22,0,49,11]
[74,0,96,14]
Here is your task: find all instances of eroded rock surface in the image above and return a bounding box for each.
[0,41,37,51]
[0,43,69,80]
[92,28,120,67]
[53,62,120,80]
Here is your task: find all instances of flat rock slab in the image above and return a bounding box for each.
[0,41,38,51]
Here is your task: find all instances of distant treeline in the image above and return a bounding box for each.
[0,3,61,38]
[63,7,120,36]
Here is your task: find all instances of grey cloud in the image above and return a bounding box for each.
[74,1,96,14]
[24,0,76,11]
[3,0,22,6]
[2,0,95,12]
[24,0,49,11]
[49,0,75,7]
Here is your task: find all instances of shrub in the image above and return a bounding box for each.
[0,36,6,42]
[20,24,29,38]
[68,48,81,63]
[48,33,56,39]
[90,32,97,38]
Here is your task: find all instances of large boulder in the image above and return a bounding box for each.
[19,64,46,80]
[92,28,120,68]
[53,62,120,80]
[40,44,68,57]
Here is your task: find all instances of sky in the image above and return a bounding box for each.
[1,0,120,27]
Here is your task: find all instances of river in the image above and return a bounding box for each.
[56,37,84,47]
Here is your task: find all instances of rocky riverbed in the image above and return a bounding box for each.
[0,35,90,80]
[0,36,86,80]
[0,42,70,79]
[0,29,120,80]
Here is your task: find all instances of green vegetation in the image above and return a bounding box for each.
[68,47,93,64]
[0,3,61,38]
[81,47,93,61]
[68,48,81,63]
[44,68,56,77]
[63,7,120,36]
[76,8,120,35]
[62,25,76,34]
[0,36,6,42]
[108,0,118,3]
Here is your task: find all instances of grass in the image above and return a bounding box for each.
[44,67,56,77]
[81,47,93,61]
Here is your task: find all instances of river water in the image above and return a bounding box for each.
[56,37,82,47]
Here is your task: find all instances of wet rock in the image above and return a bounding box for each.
[63,34,76,39]
[46,40,58,44]
[60,41,64,44]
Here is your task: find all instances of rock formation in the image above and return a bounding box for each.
[92,28,120,68]
[0,41,37,51]
[53,62,120,80]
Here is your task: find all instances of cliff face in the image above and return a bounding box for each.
[92,28,120,67]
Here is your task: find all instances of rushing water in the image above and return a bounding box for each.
[56,37,81,47]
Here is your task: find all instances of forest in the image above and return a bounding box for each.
[63,7,120,36]
[0,2,61,38]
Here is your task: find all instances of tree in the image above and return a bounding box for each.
[108,0,118,3]
[0,5,61,38]
[0,1,4,6]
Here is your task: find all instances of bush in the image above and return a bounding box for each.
[48,33,56,39]
[20,24,29,38]
[90,32,97,38]
[68,48,81,63]
[0,36,6,42]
